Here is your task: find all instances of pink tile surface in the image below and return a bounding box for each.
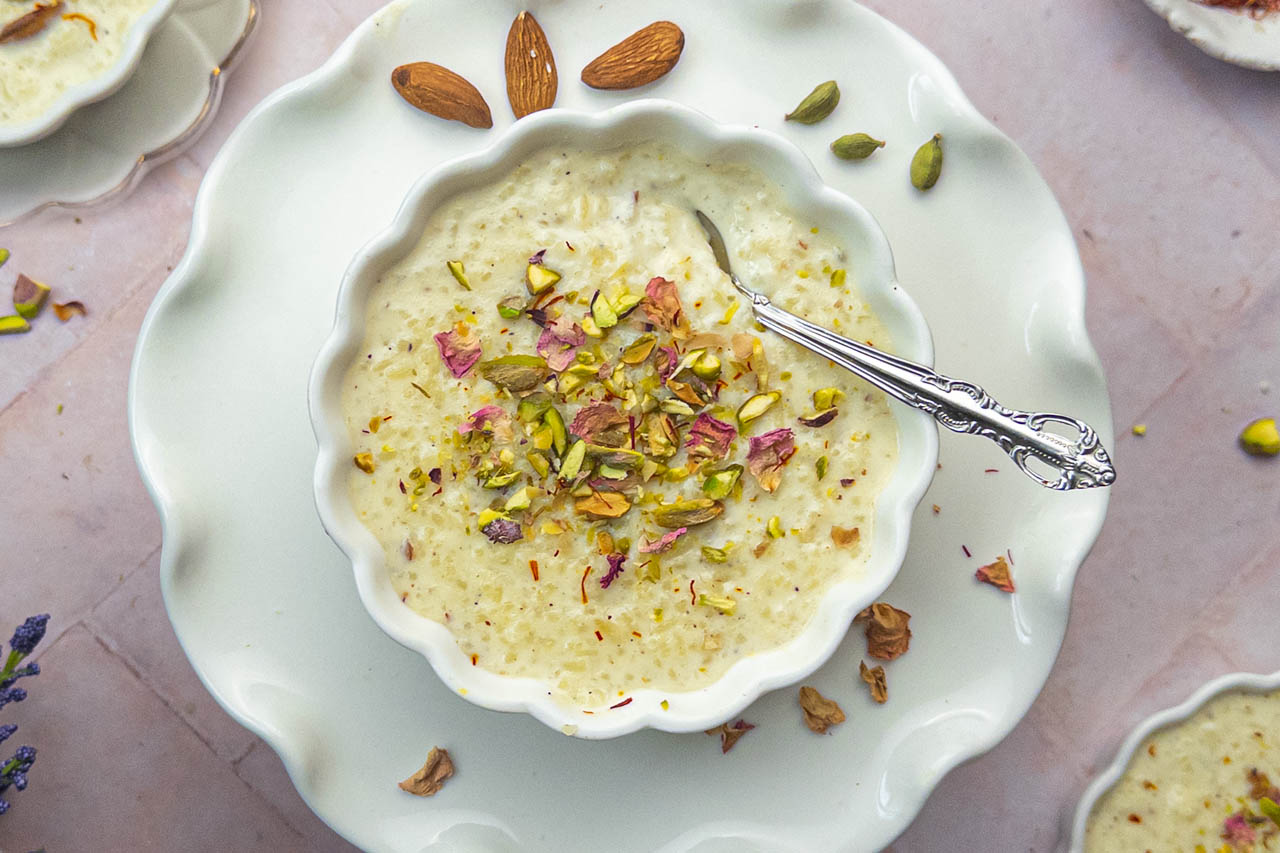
[1,1,1277,851]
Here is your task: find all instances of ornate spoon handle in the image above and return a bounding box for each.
[739,286,1115,491]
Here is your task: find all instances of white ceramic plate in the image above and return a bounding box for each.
[129,0,1112,850]
[1065,669,1280,851]
[0,0,259,226]
[0,0,177,147]
[1142,0,1280,71]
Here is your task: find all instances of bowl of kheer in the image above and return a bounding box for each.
[1070,669,1280,852]
[310,100,938,738]
[0,0,177,146]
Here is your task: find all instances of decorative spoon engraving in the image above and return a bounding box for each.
[695,211,1115,491]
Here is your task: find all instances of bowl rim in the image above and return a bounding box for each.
[0,0,179,148]
[1066,667,1280,850]
[308,98,939,739]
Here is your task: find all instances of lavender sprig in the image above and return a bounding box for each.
[0,614,48,817]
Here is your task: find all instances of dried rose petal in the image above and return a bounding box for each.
[599,552,627,588]
[433,323,482,378]
[975,555,1015,593]
[536,314,586,372]
[482,518,523,544]
[639,527,687,554]
[570,402,629,447]
[859,660,887,704]
[642,276,689,337]
[398,747,454,797]
[746,428,795,493]
[457,405,512,441]
[654,345,679,381]
[528,248,547,266]
[798,686,845,733]
[1223,813,1255,845]
[705,719,755,754]
[685,413,736,461]
[856,603,912,661]
[52,300,87,322]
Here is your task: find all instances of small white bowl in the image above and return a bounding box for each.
[309,100,938,739]
[1066,668,1280,851]
[0,0,178,147]
[1142,0,1280,71]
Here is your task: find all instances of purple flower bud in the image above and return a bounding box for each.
[8,615,49,656]
[0,725,15,745]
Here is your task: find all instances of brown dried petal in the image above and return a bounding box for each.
[575,492,631,519]
[398,747,455,797]
[856,603,912,661]
[52,300,87,322]
[731,333,755,362]
[830,526,860,547]
[570,402,628,447]
[859,660,888,704]
[798,686,846,734]
[975,556,1015,593]
[746,428,795,493]
[0,1,64,44]
[641,276,689,337]
[685,413,736,461]
[705,719,755,754]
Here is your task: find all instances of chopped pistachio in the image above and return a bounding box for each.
[478,354,549,392]
[353,452,375,473]
[638,560,662,583]
[718,301,740,325]
[544,407,568,455]
[559,439,587,480]
[575,492,631,519]
[581,315,603,338]
[829,269,846,289]
[697,594,736,615]
[660,398,697,417]
[446,260,471,290]
[813,387,844,410]
[527,450,550,477]
[620,333,657,365]
[597,464,628,480]
[483,470,522,489]
[497,295,524,319]
[0,249,8,268]
[517,392,553,423]
[613,291,642,317]
[815,455,829,480]
[691,351,722,381]
[737,391,781,429]
[590,290,619,328]
[651,498,724,528]
[0,315,31,335]
[798,408,839,428]
[531,426,553,451]
[525,263,561,294]
[586,445,644,469]
[766,516,785,538]
[504,486,536,511]
[701,546,729,563]
[13,274,51,319]
[476,508,507,529]
[1240,417,1280,456]
[701,464,743,500]
[541,520,565,535]
[663,465,691,482]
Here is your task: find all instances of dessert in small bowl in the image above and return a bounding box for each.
[1069,669,1280,852]
[0,0,177,146]
[309,100,937,738]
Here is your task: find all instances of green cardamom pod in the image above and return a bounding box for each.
[830,133,885,160]
[785,80,840,124]
[910,133,943,190]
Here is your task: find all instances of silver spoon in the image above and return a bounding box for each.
[695,211,1115,491]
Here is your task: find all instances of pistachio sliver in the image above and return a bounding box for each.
[13,274,50,319]
[476,508,507,529]
[497,295,525,319]
[559,439,587,480]
[0,249,9,269]
[612,291,642,317]
[813,387,844,410]
[483,470,522,489]
[478,354,549,392]
[526,263,561,294]
[766,516,785,538]
[660,398,697,417]
[620,333,657,364]
[737,391,781,429]
[701,464,743,501]
[446,260,471,290]
[527,450,550,477]
[697,593,736,615]
[517,392,553,423]
[701,546,729,564]
[691,351,721,381]
[590,290,619,328]
[651,498,724,528]
[815,455,828,481]
[585,445,644,469]
[798,408,839,428]
[504,486,536,511]
[544,406,568,455]
[829,269,847,289]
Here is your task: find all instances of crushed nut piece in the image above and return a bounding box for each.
[398,747,454,797]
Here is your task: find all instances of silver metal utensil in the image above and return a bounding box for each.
[695,211,1115,491]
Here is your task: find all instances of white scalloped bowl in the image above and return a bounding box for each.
[1067,668,1280,851]
[0,0,178,148]
[309,100,938,739]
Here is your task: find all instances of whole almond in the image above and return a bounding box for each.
[581,21,684,90]
[505,11,557,118]
[391,62,493,129]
